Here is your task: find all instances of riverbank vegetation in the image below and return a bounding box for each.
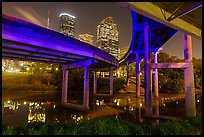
[2,115,202,135]
[2,52,202,94]
[127,52,202,93]
[2,71,125,94]
[2,72,56,93]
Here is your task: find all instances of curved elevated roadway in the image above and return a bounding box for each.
[2,14,118,70]
[2,14,118,111]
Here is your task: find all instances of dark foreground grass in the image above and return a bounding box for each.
[2,116,202,135]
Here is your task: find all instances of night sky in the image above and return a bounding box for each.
[2,2,202,59]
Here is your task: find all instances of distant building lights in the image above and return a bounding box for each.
[140,103,143,107]
[20,63,24,66]
[59,13,75,18]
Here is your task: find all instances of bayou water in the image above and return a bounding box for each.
[2,91,202,126]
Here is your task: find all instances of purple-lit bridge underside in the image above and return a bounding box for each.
[2,10,197,117]
[2,14,118,111]
[119,10,196,118]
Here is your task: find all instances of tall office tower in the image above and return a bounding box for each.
[97,16,119,59]
[59,13,75,37]
[78,33,94,45]
[118,46,129,59]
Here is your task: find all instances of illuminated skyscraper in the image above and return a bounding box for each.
[97,16,119,59]
[78,33,94,45]
[59,13,75,37]
[118,46,129,59]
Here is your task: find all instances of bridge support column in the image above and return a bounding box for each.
[110,69,113,96]
[183,33,196,117]
[136,53,141,98]
[144,22,152,116]
[153,51,159,98]
[93,71,97,96]
[136,98,142,123]
[83,66,90,111]
[155,99,160,124]
[62,70,68,103]
[126,61,129,86]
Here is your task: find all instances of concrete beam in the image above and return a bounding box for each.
[183,34,196,117]
[144,22,152,116]
[110,69,113,96]
[136,53,141,98]
[126,61,129,86]
[93,71,97,96]
[150,62,191,69]
[61,58,97,70]
[83,66,90,111]
[61,70,68,103]
[153,51,159,98]
[92,66,117,72]
[94,54,118,66]
[117,2,201,39]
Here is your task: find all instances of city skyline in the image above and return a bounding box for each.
[59,12,75,37]
[97,16,119,59]
[2,2,202,59]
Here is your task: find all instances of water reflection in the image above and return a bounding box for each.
[154,99,160,124]
[2,92,202,126]
[28,102,46,123]
[135,98,142,123]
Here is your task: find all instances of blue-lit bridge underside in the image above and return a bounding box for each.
[2,8,197,117]
[2,14,118,111]
[119,10,196,117]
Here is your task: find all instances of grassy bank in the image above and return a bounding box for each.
[2,72,56,93]
[2,116,202,135]
[2,72,125,94]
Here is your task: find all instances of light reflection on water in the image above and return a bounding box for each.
[2,93,202,126]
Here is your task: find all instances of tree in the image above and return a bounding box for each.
[192,57,202,88]
[157,52,184,93]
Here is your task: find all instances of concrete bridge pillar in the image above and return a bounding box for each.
[126,61,129,86]
[183,33,196,117]
[153,51,159,98]
[136,98,142,123]
[93,71,97,96]
[110,69,113,96]
[83,66,90,111]
[155,99,160,124]
[61,70,68,103]
[136,53,141,98]
[144,22,152,116]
